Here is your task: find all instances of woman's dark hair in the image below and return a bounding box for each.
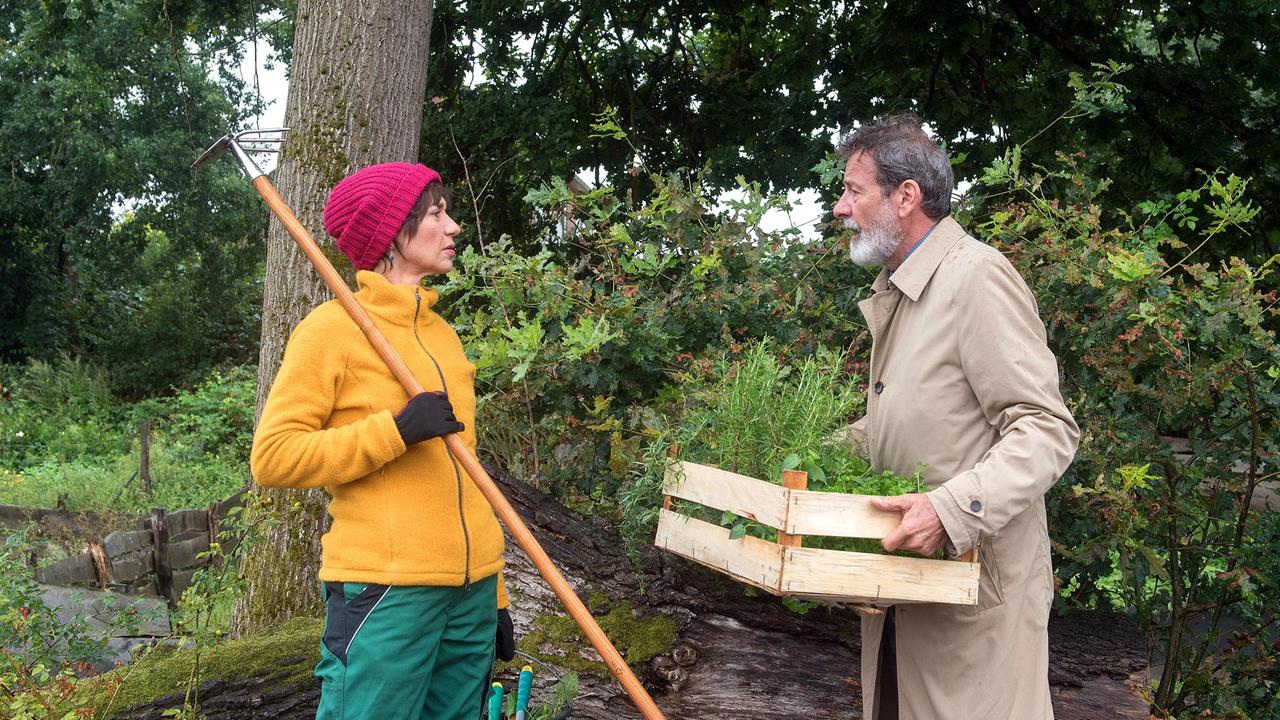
[376,181,458,271]
[396,182,454,244]
[379,182,454,271]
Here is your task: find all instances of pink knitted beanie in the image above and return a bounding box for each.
[322,162,442,270]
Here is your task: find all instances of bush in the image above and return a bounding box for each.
[0,356,130,471]
[0,360,253,512]
[444,144,872,505]
[0,450,245,514]
[975,130,1279,716]
[132,364,257,463]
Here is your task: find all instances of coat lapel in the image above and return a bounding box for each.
[884,217,967,302]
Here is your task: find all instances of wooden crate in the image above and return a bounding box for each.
[654,460,979,606]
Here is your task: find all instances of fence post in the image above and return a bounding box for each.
[139,421,152,495]
[149,507,176,609]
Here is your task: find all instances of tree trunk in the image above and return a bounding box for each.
[57,239,81,354]
[236,0,434,635]
[129,465,1150,719]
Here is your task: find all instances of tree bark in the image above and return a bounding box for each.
[131,465,1149,719]
[236,0,434,635]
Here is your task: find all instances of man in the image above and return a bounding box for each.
[835,114,1079,719]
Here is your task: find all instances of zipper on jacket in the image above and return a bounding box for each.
[413,289,472,588]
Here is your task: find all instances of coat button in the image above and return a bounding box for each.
[970,500,982,512]
[874,381,884,394]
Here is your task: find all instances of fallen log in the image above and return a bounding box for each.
[104,464,1149,719]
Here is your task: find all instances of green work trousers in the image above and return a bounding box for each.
[315,575,497,720]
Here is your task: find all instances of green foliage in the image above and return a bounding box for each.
[1,529,131,671]
[0,493,276,719]
[162,492,277,716]
[0,356,124,469]
[500,668,579,720]
[442,140,870,505]
[527,671,578,720]
[0,0,273,392]
[673,341,864,481]
[0,359,254,512]
[134,365,258,461]
[0,453,245,514]
[79,207,266,395]
[976,109,1279,716]
[78,616,323,717]
[426,1,1278,258]
[0,526,156,720]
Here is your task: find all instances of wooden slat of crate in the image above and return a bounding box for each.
[663,461,789,529]
[785,490,901,539]
[654,508,783,593]
[781,546,979,605]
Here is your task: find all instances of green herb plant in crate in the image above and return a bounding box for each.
[625,340,920,556]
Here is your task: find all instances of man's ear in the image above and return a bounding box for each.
[895,179,923,218]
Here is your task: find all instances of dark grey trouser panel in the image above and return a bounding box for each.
[322,581,389,665]
[872,606,899,720]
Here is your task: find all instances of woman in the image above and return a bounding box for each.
[251,162,514,720]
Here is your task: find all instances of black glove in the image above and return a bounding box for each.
[496,608,516,662]
[393,392,464,446]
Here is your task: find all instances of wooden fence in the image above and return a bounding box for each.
[0,491,245,608]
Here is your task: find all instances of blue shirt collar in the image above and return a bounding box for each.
[887,220,941,278]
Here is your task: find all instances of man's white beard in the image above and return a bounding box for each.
[845,205,903,267]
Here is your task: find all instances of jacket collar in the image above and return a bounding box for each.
[355,270,439,327]
[871,215,966,302]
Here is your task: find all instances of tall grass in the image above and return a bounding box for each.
[0,358,253,513]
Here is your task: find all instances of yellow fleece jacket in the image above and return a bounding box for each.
[251,271,507,607]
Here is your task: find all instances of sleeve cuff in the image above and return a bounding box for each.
[375,409,408,461]
[926,475,985,556]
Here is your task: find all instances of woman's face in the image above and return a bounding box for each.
[398,200,461,277]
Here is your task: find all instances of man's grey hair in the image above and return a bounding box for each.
[836,114,954,220]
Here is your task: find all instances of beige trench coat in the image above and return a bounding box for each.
[849,217,1079,719]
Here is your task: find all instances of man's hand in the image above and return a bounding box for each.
[871,493,948,555]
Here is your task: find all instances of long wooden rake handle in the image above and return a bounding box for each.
[252,175,666,719]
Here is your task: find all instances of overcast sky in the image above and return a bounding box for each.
[236,40,829,240]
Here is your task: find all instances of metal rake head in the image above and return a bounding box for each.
[192,127,289,177]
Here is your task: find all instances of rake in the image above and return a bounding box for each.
[193,128,666,720]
